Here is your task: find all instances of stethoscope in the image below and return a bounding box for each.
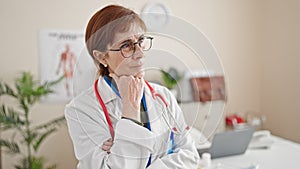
[94,76,190,165]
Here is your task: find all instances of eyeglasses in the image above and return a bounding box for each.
[108,36,153,58]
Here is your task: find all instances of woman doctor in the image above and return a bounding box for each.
[65,5,199,169]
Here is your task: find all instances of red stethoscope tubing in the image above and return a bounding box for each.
[94,79,115,140]
[94,78,167,140]
[144,80,169,107]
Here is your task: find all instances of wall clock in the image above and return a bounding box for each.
[141,2,170,31]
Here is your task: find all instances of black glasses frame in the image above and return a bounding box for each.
[108,36,154,58]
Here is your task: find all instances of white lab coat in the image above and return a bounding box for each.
[65,76,199,169]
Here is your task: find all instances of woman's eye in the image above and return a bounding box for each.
[120,43,130,49]
[139,37,145,42]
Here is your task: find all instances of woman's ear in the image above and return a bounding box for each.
[93,50,107,66]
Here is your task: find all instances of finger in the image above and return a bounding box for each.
[129,79,136,101]
[137,78,144,99]
[135,71,144,79]
[130,78,143,102]
[140,77,144,83]
[135,77,144,91]
[103,140,113,146]
[102,142,112,148]
[102,145,111,151]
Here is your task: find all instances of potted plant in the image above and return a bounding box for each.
[160,67,182,97]
[0,72,65,169]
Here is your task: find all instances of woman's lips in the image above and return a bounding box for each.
[130,64,144,68]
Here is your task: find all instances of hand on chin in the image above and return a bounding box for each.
[114,69,144,79]
[134,71,144,79]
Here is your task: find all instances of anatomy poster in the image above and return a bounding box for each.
[39,29,85,102]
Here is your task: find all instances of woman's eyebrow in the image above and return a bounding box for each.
[137,34,145,39]
[118,34,145,45]
[118,39,131,45]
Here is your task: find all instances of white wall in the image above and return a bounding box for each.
[2,0,297,168]
[261,0,300,143]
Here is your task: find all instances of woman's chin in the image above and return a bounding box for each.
[134,71,144,78]
[115,69,144,78]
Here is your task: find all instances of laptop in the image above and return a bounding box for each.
[197,127,255,159]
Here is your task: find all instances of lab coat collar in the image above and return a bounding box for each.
[97,76,118,104]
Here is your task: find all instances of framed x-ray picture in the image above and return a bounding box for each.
[190,76,226,102]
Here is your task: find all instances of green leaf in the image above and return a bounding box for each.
[35,75,64,97]
[13,72,64,106]
[24,131,38,146]
[160,68,182,89]
[14,165,23,169]
[0,105,25,130]
[15,157,29,169]
[0,139,20,154]
[34,116,65,131]
[16,72,34,97]
[45,75,64,87]
[31,156,45,169]
[33,128,57,152]
[14,156,47,169]
[0,82,3,95]
[35,86,48,95]
[32,116,65,152]
[0,82,17,97]
[19,99,29,114]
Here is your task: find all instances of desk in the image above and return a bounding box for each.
[210,136,300,169]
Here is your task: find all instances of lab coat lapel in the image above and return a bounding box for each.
[96,76,123,121]
[97,76,118,104]
[143,82,170,135]
[143,82,172,157]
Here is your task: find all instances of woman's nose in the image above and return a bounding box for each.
[132,45,144,59]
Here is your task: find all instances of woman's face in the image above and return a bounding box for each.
[105,24,145,77]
